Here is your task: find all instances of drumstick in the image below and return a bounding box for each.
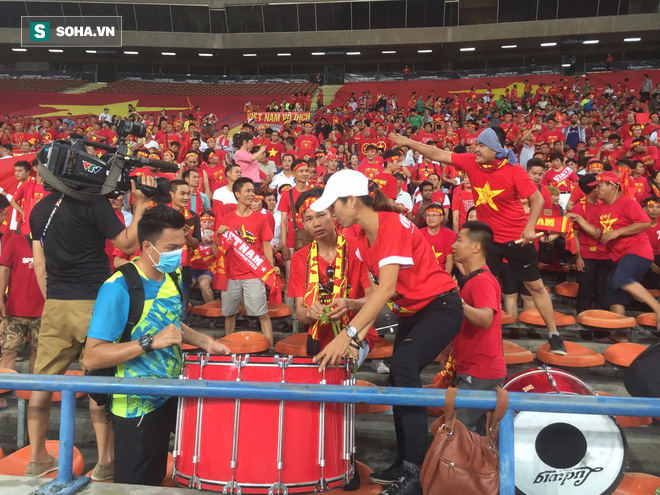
[513,232,545,245]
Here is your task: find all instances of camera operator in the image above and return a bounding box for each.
[24,175,157,481]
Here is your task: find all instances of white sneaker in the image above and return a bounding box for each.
[371,360,390,374]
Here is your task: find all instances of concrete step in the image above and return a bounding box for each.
[0,475,192,494]
[62,82,107,94]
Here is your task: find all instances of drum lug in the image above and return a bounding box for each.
[199,353,210,378]
[314,478,329,492]
[191,475,202,490]
[232,354,250,370]
[269,482,288,495]
[223,481,242,495]
[274,355,292,368]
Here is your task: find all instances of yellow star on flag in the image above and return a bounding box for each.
[268,149,278,157]
[599,213,618,233]
[474,182,505,211]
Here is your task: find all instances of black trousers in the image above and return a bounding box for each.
[577,258,613,314]
[112,398,177,485]
[388,291,463,467]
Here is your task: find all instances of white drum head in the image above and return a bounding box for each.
[514,411,625,495]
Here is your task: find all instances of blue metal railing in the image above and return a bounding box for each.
[2,373,660,494]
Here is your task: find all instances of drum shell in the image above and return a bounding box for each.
[174,354,353,493]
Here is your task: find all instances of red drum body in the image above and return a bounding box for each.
[173,354,355,493]
[504,367,626,495]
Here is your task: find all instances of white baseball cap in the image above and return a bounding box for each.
[311,169,369,212]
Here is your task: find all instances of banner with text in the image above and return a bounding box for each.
[247,112,311,124]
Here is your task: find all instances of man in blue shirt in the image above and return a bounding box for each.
[84,204,230,485]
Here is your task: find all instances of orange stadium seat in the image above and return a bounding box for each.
[0,440,84,478]
[501,311,515,325]
[16,370,87,401]
[217,331,271,354]
[192,300,245,318]
[595,391,652,427]
[536,341,605,367]
[327,461,382,494]
[367,337,393,360]
[267,302,292,319]
[554,282,579,299]
[355,380,389,415]
[613,473,660,494]
[578,310,636,330]
[519,309,575,328]
[636,312,657,328]
[604,343,648,368]
[503,341,534,365]
[275,333,307,356]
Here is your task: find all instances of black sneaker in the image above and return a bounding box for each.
[548,334,567,355]
[370,461,404,486]
[380,471,422,495]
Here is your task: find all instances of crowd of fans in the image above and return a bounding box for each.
[0,72,659,491]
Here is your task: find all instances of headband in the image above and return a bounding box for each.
[292,161,307,172]
[384,154,402,163]
[646,199,660,207]
[135,150,149,158]
[315,151,325,157]
[297,195,320,214]
[425,206,444,215]
[206,151,216,160]
[184,151,199,160]
[148,153,162,160]
[254,194,264,201]
[199,214,215,222]
[586,161,603,170]
[476,128,518,164]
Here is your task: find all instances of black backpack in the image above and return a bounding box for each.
[625,339,660,399]
[87,263,182,406]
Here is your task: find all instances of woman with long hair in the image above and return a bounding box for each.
[312,170,462,494]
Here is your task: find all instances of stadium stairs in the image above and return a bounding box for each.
[1,271,659,486]
[62,82,108,95]
[312,84,344,111]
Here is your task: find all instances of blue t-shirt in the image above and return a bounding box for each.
[87,262,183,418]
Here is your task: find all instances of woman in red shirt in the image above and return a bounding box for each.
[311,170,462,493]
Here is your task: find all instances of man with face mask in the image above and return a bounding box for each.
[84,204,230,485]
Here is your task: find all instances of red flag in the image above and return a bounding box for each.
[269,277,282,304]
[535,216,571,233]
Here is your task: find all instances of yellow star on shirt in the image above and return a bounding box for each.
[474,182,505,211]
[432,246,443,262]
[268,149,278,157]
[599,213,617,233]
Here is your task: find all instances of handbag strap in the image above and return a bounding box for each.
[485,387,509,448]
[442,387,458,431]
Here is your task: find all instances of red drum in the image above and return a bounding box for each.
[504,367,626,495]
[173,354,355,493]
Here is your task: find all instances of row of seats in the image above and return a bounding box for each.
[90,81,318,97]
[0,78,84,93]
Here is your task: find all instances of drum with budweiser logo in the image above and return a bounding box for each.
[504,367,626,495]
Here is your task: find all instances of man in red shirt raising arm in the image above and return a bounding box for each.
[390,127,567,354]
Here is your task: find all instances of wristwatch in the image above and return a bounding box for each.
[139,334,154,353]
[345,326,364,349]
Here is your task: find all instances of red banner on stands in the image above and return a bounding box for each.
[247,111,311,124]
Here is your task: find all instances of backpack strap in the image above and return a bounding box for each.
[167,270,183,302]
[115,263,145,343]
[457,268,487,290]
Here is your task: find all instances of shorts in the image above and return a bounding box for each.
[33,299,95,375]
[1,316,41,353]
[500,262,531,296]
[606,254,653,306]
[191,268,214,281]
[222,278,268,317]
[112,398,177,485]
[486,241,541,283]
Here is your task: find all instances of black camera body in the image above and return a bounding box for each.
[38,120,178,201]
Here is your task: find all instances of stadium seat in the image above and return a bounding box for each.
[578,310,636,330]
[536,341,605,367]
[192,300,245,317]
[327,461,382,494]
[554,282,579,299]
[503,340,534,365]
[519,309,575,328]
[595,391,652,427]
[16,370,87,401]
[0,368,18,395]
[267,302,291,319]
[367,337,393,359]
[274,332,307,356]
[613,472,660,494]
[217,331,271,354]
[0,440,84,478]
[604,343,648,368]
[355,380,389,414]
[636,312,657,328]
[501,311,515,325]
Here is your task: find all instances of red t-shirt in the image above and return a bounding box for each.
[628,175,650,203]
[353,135,378,160]
[540,129,565,144]
[541,167,579,193]
[220,210,273,280]
[451,153,538,243]
[453,267,506,380]
[287,236,378,350]
[277,187,309,249]
[295,134,320,159]
[572,199,609,260]
[599,195,653,262]
[645,222,660,255]
[568,185,585,207]
[412,162,443,182]
[354,212,456,316]
[0,234,45,317]
[13,179,45,235]
[265,142,285,167]
[632,146,660,171]
[420,227,457,271]
[451,186,475,228]
[373,172,398,200]
[357,160,383,180]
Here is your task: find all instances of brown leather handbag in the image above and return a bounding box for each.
[420,386,509,495]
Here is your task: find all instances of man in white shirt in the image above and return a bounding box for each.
[394,172,413,216]
[212,163,241,205]
[98,108,112,123]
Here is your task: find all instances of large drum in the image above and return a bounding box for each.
[504,367,626,495]
[173,354,355,493]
